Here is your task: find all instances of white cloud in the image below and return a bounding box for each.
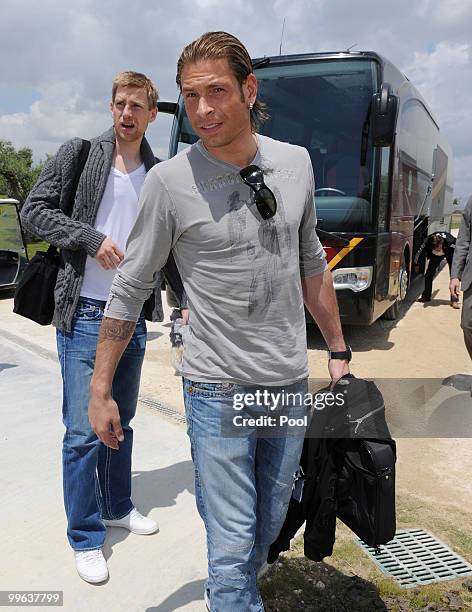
[0,80,107,158]
[404,41,469,93]
[1,0,471,197]
[193,0,244,7]
[434,0,472,23]
[401,41,472,181]
[0,113,28,127]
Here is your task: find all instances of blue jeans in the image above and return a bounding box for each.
[183,378,309,612]
[56,297,146,551]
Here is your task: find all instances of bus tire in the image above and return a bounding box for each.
[383,254,409,321]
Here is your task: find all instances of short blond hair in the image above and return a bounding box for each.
[112,71,159,109]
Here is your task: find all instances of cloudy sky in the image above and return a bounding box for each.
[1,0,471,201]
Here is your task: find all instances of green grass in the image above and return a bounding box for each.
[259,494,472,610]
[25,240,49,259]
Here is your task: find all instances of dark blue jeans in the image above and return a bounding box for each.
[56,298,146,550]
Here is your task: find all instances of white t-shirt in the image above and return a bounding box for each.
[80,163,146,301]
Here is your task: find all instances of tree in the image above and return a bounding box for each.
[0,140,47,205]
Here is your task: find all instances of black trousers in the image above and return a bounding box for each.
[464,329,472,360]
[421,252,454,300]
[462,286,472,360]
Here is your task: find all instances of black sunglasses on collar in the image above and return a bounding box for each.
[239,165,277,220]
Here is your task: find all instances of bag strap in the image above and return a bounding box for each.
[64,139,91,217]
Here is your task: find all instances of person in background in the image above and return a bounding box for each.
[415,231,458,307]
[450,197,472,359]
[21,71,184,583]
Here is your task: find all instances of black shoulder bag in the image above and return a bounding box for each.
[13,139,91,325]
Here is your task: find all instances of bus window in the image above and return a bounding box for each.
[255,59,377,232]
[397,98,437,218]
[378,147,391,231]
[431,146,448,220]
[169,59,377,233]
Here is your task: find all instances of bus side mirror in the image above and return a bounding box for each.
[157,101,179,115]
[372,83,398,147]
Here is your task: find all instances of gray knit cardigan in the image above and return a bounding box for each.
[21,127,178,332]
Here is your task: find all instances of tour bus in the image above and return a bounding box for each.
[158,51,454,324]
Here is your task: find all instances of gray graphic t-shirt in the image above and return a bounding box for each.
[106,135,327,385]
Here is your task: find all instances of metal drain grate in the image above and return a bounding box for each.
[357,529,472,588]
[139,396,187,425]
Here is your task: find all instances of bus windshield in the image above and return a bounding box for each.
[256,59,377,233]
[171,58,377,233]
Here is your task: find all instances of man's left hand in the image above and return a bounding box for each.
[328,359,350,386]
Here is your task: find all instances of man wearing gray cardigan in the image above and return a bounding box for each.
[21,71,183,583]
[450,196,472,359]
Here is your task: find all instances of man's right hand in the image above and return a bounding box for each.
[95,237,124,270]
[449,278,461,299]
[88,389,124,450]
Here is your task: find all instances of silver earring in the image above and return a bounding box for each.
[249,102,254,110]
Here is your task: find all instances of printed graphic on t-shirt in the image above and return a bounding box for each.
[227,181,293,318]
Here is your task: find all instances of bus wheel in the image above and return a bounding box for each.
[383,255,409,321]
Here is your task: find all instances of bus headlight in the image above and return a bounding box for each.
[332,267,373,292]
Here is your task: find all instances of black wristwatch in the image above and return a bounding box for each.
[328,345,352,362]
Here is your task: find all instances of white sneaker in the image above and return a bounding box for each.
[103,508,158,535]
[74,549,108,584]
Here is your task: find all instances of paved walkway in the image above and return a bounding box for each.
[1,259,471,610]
[0,336,207,612]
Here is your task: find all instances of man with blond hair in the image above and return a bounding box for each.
[89,33,350,610]
[21,71,184,583]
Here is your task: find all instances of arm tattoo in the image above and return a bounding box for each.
[98,317,136,343]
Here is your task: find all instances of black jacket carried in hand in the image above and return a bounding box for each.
[268,375,396,563]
